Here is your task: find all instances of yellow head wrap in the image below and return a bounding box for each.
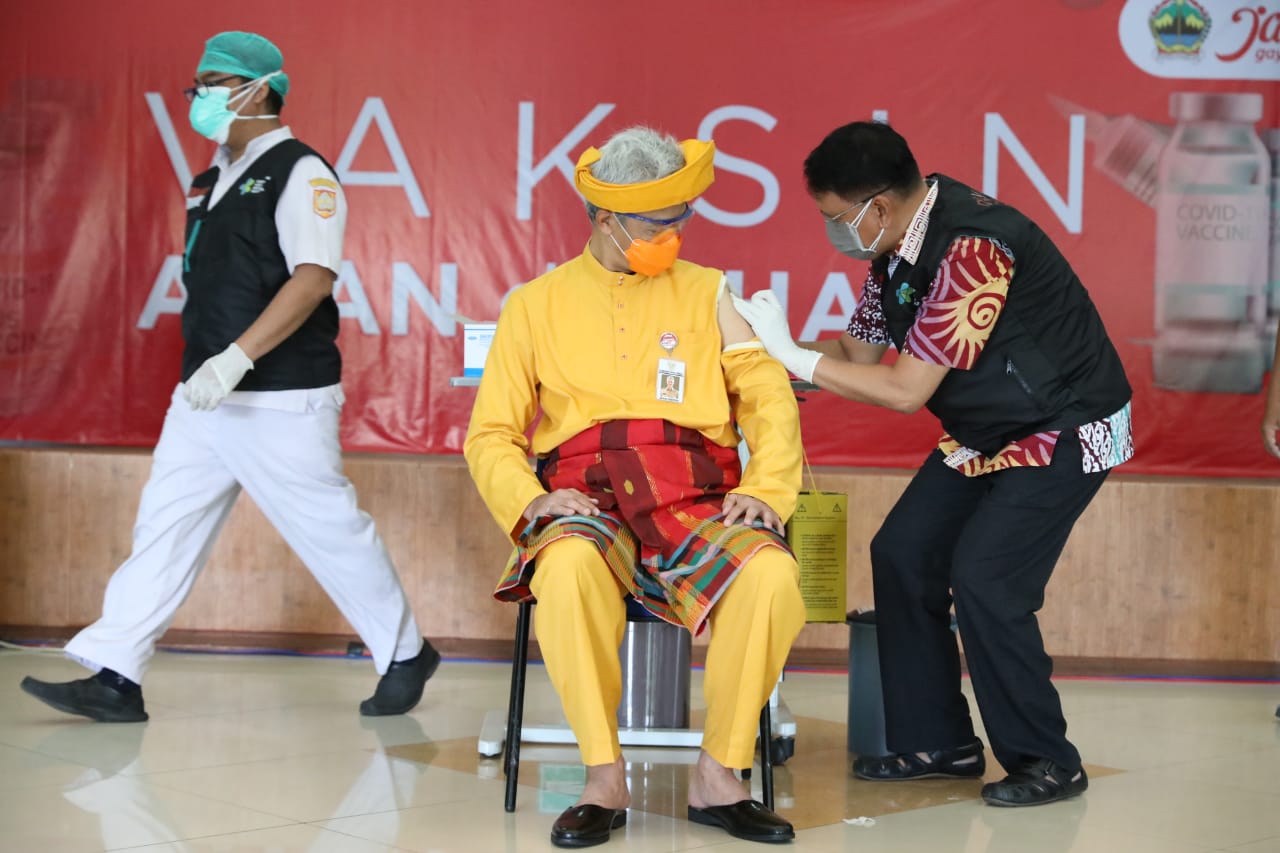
[574,139,715,213]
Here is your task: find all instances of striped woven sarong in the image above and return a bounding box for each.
[493,419,792,635]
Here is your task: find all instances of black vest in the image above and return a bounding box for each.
[878,175,1131,456]
[181,138,342,391]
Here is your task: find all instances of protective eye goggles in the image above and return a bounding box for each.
[614,204,695,228]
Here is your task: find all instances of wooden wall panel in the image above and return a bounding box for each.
[1,448,1277,665]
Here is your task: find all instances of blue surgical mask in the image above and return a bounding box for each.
[825,198,885,261]
[188,73,280,144]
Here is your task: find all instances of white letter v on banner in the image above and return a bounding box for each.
[145,92,202,195]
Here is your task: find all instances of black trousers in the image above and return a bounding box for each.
[870,430,1107,773]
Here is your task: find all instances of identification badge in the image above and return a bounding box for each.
[656,358,686,403]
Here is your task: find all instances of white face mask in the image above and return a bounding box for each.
[188,72,280,144]
[824,197,885,261]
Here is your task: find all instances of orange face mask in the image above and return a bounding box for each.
[614,220,683,277]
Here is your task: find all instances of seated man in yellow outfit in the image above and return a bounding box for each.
[464,126,805,848]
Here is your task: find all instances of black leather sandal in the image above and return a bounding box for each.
[687,800,794,843]
[852,737,986,781]
[981,759,1088,807]
[550,804,627,848]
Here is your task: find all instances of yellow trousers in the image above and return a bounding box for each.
[528,536,805,768]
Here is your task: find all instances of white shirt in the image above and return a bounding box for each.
[204,126,347,275]
[193,127,347,411]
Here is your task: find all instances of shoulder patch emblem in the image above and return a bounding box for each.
[310,177,338,218]
[312,187,337,218]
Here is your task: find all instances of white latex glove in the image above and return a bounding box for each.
[181,343,254,411]
[731,290,822,383]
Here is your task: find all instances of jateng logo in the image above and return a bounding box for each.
[1149,0,1211,54]
[1120,0,1280,77]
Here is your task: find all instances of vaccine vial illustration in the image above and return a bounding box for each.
[1153,92,1271,394]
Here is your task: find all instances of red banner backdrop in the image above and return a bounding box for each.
[1,0,1277,476]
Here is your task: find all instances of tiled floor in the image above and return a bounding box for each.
[1,647,1277,851]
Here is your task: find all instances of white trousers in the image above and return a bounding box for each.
[64,386,422,684]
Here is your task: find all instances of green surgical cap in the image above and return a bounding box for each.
[196,31,290,102]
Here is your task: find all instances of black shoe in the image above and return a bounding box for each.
[688,799,795,843]
[981,759,1088,807]
[853,737,986,781]
[20,675,148,723]
[550,804,626,848]
[359,638,440,716]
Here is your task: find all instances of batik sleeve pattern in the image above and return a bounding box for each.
[846,267,891,345]
[1077,402,1135,473]
[903,237,1014,369]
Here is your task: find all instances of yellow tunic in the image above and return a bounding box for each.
[464,246,802,539]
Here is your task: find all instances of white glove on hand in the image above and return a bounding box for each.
[182,343,254,411]
[731,290,823,383]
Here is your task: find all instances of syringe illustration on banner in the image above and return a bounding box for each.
[1052,94,1274,394]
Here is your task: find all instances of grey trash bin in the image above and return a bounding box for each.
[847,609,960,756]
[617,603,691,729]
[846,610,887,756]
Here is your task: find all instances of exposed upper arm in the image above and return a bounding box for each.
[291,262,338,297]
[717,285,756,347]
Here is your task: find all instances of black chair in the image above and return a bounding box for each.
[502,599,776,812]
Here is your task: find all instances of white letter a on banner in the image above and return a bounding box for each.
[336,98,431,218]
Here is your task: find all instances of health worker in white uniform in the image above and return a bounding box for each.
[20,31,438,722]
